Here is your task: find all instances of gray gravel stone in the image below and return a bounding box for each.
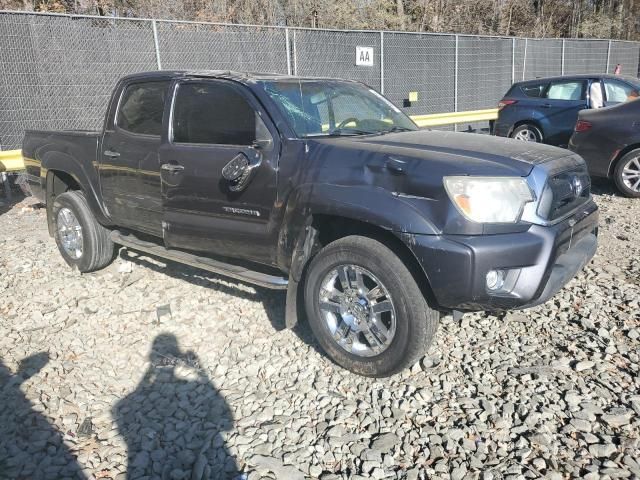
[1,192,640,479]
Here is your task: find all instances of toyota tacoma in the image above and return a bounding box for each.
[22,71,599,376]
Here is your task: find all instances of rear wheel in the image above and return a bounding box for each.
[613,149,640,198]
[510,124,543,143]
[304,235,439,377]
[52,191,116,272]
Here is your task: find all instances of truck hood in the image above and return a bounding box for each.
[310,129,577,177]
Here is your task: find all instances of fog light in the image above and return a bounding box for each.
[486,269,505,291]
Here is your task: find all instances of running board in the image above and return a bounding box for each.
[110,230,288,290]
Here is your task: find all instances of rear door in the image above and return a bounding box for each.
[541,79,588,145]
[159,79,280,265]
[100,79,170,234]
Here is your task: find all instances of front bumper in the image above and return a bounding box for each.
[408,201,599,311]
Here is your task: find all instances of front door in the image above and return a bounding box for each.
[542,79,588,146]
[159,79,279,265]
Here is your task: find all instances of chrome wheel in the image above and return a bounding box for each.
[513,128,538,142]
[318,264,396,357]
[622,156,640,192]
[57,207,83,259]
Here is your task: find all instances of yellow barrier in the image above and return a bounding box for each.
[411,108,499,128]
[0,150,25,172]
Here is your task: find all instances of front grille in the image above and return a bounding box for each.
[538,166,591,221]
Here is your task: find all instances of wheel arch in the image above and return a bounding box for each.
[510,119,545,139]
[43,152,112,236]
[295,213,440,311]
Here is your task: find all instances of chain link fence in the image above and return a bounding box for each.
[1,10,639,149]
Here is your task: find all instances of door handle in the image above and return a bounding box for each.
[104,150,120,158]
[541,103,552,108]
[161,163,184,173]
[385,157,407,174]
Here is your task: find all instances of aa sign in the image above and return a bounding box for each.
[356,46,374,66]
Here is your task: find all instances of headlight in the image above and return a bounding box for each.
[443,176,534,223]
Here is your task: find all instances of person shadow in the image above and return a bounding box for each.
[0,353,86,479]
[112,333,239,479]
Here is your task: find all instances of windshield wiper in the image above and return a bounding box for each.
[325,127,378,136]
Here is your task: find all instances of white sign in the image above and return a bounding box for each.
[355,46,374,66]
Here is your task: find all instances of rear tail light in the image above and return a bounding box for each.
[575,120,592,132]
[498,99,518,110]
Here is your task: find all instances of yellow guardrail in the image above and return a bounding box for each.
[0,149,25,172]
[411,108,499,128]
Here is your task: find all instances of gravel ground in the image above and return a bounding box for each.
[0,184,639,480]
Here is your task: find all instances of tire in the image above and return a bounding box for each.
[510,124,543,143]
[304,235,439,377]
[52,191,116,272]
[613,149,640,198]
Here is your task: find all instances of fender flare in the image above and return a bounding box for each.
[43,151,112,234]
[280,183,439,328]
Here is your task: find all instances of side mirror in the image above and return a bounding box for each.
[221,154,249,182]
[222,153,262,192]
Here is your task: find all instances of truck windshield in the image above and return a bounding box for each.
[258,79,418,137]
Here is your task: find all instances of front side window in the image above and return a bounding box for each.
[117,81,169,135]
[258,80,417,137]
[603,79,638,103]
[172,82,263,145]
[546,81,585,101]
[521,83,547,98]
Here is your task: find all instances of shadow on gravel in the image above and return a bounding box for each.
[590,178,621,196]
[0,190,25,217]
[0,353,87,479]
[112,333,239,479]
[120,249,287,331]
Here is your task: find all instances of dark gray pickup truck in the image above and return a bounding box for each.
[23,71,599,376]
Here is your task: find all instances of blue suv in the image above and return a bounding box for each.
[493,74,640,147]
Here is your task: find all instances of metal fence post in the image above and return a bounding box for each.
[285,28,292,76]
[561,39,565,75]
[292,29,298,75]
[454,34,459,132]
[522,38,528,80]
[606,40,612,73]
[380,31,384,94]
[511,37,515,85]
[454,34,459,113]
[152,20,162,70]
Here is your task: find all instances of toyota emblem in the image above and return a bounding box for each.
[572,176,584,197]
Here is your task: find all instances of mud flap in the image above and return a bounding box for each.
[285,274,300,329]
[284,225,319,329]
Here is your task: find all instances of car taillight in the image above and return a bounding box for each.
[498,99,517,110]
[575,120,592,132]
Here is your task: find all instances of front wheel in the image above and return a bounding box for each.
[510,124,543,143]
[304,236,439,377]
[613,149,640,198]
[52,191,116,272]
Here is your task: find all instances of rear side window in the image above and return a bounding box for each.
[172,82,256,145]
[546,81,585,101]
[603,79,638,103]
[117,81,169,136]
[520,83,547,98]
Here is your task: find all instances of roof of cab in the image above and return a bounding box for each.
[119,70,357,83]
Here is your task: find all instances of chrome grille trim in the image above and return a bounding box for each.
[521,154,592,226]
